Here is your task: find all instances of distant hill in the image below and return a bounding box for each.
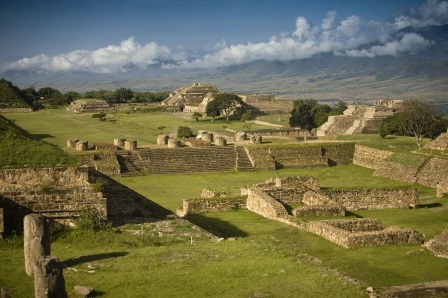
[0,79,34,109]
[0,115,76,168]
[2,25,448,104]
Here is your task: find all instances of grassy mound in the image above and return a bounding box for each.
[0,115,76,168]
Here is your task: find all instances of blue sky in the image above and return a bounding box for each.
[1,0,447,73]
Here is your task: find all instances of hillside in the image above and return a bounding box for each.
[0,115,76,168]
[0,79,33,109]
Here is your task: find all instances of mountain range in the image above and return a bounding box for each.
[1,24,448,106]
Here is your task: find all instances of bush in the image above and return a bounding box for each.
[177,126,194,138]
[74,208,111,231]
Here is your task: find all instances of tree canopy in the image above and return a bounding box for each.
[379,100,448,149]
[289,99,347,130]
[205,93,246,122]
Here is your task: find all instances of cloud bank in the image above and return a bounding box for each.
[3,0,446,73]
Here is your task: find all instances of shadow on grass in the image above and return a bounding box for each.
[186,214,249,238]
[418,202,443,208]
[32,133,55,140]
[62,251,129,267]
[345,211,364,218]
[89,169,174,226]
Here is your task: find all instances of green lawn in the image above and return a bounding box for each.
[1,109,448,297]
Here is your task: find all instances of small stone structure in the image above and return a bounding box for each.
[66,138,79,149]
[250,135,262,144]
[156,135,169,145]
[424,132,448,151]
[214,137,227,146]
[424,229,448,258]
[167,139,181,148]
[124,140,137,150]
[202,132,214,143]
[114,138,126,147]
[75,141,89,151]
[235,131,247,141]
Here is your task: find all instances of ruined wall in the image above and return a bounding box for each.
[0,108,33,113]
[264,188,307,205]
[245,147,276,170]
[416,157,448,188]
[293,204,345,217]
[321,143,355,165]
[306,219,424,248]
[241,95,293,115]
[0,167,106,224]
[374,162,419,184]
[182,197,247,214]
[353,144,393,169]
[246,189,288,219]
[321,188,419,210]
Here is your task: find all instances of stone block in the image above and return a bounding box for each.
[75,141,88,151]
[113,138,126,147]
[124,140,137,150]
[156,135,169,145]
[214,137,227,146]
[66,138,79,149]
[167,139,181,148]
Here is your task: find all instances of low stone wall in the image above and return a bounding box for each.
[293,204,345,217]
[264,188,307,205]
[321,143,355,165]
[182,197,247,214]
[275,156,329,168]
[0,108,33,113]
[245,147,276,170]
[322,188,419,210]
[374,162,419,184]
[416,157,448,188]
[307,219,424,248]
[247,129,310,137]
[246,189,288,219]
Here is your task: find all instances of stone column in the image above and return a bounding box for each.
[75,141,88,151]
[250,135,262,144]
[157,135,169,145]
[202,133,214,142]
[167,139,181,148]
[124,140,137,150]
[34,256,67,298]
[235,131,247,141]
[114,138,126,147]
[214,137,227,146]
[66,138,78,149]
[24,214,51,277]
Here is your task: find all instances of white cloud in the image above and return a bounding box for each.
[344,33,433,57]
[2,0,443,72]
[393,0,448,29]
[3,37,176,73]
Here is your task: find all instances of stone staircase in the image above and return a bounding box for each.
[116,151,141,177]
[235,146,254,170]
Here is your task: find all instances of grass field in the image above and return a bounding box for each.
[0,109,447,297]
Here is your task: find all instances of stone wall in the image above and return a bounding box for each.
[306,219,424,248]
[374,161,419,184]
[182,197,247,214]
[247,129,310,137]
[416,157,448,188]
[0,108,33,113]
[246,188,288,219]
[322,188,419,210]
[0,167,106,233]
[240,94,293,115]
[353,144,393,169]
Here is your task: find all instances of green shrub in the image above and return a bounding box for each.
[74,208,111,231]
[177,126,194,138]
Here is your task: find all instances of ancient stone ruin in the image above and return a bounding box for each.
[178,176,424,248]
[66,99,114,114]
[316,100,403,136]
[424,132,448,151]
[24,214,67,297]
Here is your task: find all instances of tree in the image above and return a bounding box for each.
[38,87,61,99]
[206,93,245,122]
[115,88,134,103]
[192,112,203,121]
[380,100,447,149]
[289,99,318,129]
[241,110,254,131]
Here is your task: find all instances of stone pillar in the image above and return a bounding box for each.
[66,138,78,149]
[24,214,50,277]
[214,137,227,146]
[157,134,169,145]
[75,141,88,151]
[34,256,67,298]
[250,135,262,144]
[114,138,126,147]
[202,133,214,143]
[167,139,181,148]
[235,131,247,141]
[124,140,137,150]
